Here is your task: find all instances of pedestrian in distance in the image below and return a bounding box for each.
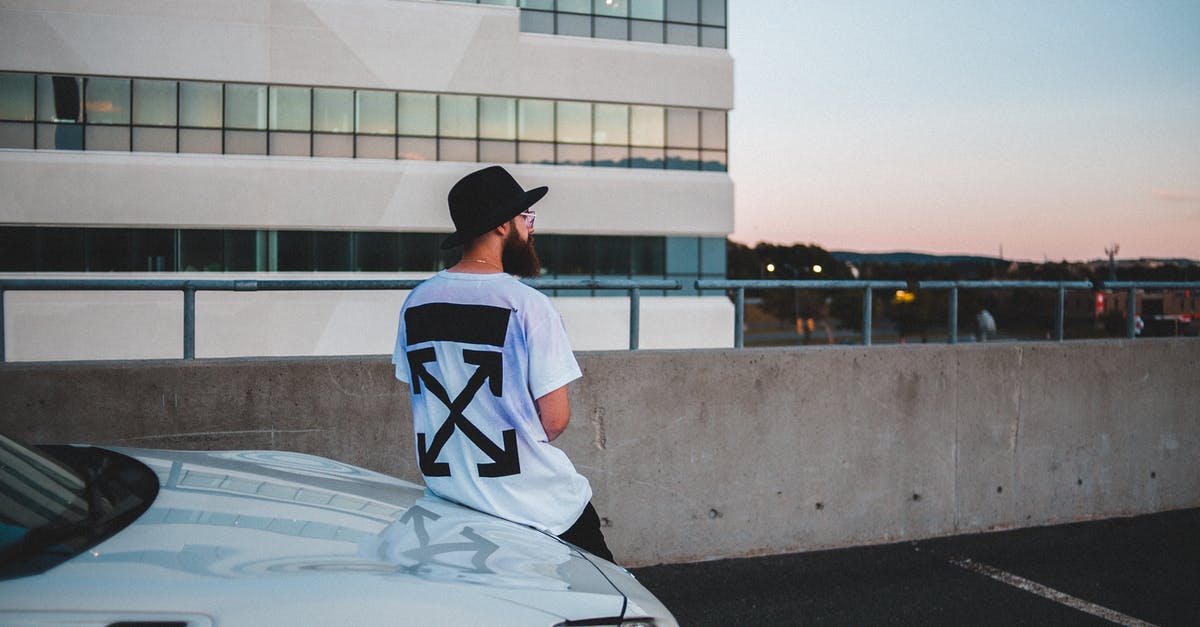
[391,165,614,562]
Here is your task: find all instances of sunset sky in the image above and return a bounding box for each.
[726,1,1200,262]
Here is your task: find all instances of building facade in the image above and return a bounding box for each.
[0,0,734,360]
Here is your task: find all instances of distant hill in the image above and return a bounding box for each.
[831,251,1003,265]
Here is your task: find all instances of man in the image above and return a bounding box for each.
[391,165,613,561]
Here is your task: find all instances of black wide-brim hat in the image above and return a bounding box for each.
[441,165,548,249]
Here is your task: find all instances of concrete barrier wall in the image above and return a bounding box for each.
[2,339,1197,566]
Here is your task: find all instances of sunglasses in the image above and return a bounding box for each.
[520,209,536,230]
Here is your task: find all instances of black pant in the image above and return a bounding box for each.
[557,501,615,562]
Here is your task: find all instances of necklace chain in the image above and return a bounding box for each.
[462,258,502,270]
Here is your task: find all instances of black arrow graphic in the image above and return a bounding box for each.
[408,348,520,478]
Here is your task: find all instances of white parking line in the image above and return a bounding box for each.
[949,556,1157,627]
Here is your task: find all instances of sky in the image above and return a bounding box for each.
[726,1,1200,262]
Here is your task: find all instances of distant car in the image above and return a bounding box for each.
[0,434,675,626]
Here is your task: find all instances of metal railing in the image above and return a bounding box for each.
[916,281,1093,343]
[696,280,908,348]
[1107,282,1200,339]
[0,278,681,362]
[1,278,1195,361]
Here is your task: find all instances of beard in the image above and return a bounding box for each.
[501,228,542,278]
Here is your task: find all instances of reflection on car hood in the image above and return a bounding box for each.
[1,447,632,625]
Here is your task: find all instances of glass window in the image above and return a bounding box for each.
[596,235,632,276]
[439,138,477,162]
[595,16,633,39]
[630,105,664,146]
[556,101,591,144]
[398,233,440,271]
[594,16,628,40]
[275,230,312,271]
[314,232,352,271]
[700,109,726,149]
[0,73,35,121]
[358,90,397,135]
[665,236,699,274]
[84,78,130,125]
[700,149,726,171]
[558,0,590,13]
[700,25,725,48]
[518,99,554,142]
[0,227,35,271]
[438,94,477,138]
[480,0,518,5]
[269,86,311,131]
[224,130,267,155]
[666,148,699,170]
[85,228,132,271]
[179,81,223,128]
[180,230,224,272]
[594,0,629,17]
[132,229,175,271]
[0,122,34,149]
[630,0,664,20]
[594,145,629,168]
[39,227,86,271]
[630,146,663,169]
[179,129,221,154]
[700,0,725,26]
[666,22,698,45]
[223,230,259,271]
[358,135,396,159]
[700,236,725,276]
[630,19,664,43]
[133,127,176,153]
[556,235,594,275]
[396,92,435,136]
[313,133,353,157]
[397,137,436,160]
[38,76,81,122]
[666,107,699,148]
[356,232,400,271]
[225,84,267,130]
[665,0,698,23]
[517,141,554,164]
[39,123,83,150]
[631,236,665,275]
[479,97,516,140]
[133,80,177,126]
[270,132,310,156]
[556,143,591,166]
[314,88,353,133]
[85,126,130,151]
[557,12,591,37]
[480,140,517,164]
[593,103,628,145]
[519,0,554,8]
[520,10,555,33]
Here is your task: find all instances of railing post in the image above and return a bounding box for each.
[0,287,6,363]
[183,284,196,360]
[862,285,873,346]
[734,287,745,349]
[948,286,958,344]
[1055,285,1066,341]
[1126,286,1137,338]
[628,287,640,351]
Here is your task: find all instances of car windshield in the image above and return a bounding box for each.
[0,434,158,578]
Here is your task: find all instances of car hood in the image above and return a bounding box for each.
[0,446,650,625]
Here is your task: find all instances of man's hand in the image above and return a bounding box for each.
[535,385,571,441]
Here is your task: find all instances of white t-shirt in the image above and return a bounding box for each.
[392,271,590,534]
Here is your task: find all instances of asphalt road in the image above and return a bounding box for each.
[631,508,1199,626]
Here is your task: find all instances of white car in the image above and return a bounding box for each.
[0,434,675,626]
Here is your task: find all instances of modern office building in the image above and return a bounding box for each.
[0,0,734,360]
